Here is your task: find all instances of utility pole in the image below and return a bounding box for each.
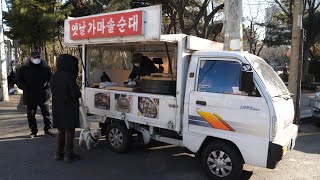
[224,0,243,51]
[0,0,9,101]
[288,0,303,125]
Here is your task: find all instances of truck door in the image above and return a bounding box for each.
[188,58,270,139]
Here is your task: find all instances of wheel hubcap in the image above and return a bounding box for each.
[207,150,232,177]
[109,128,123,148]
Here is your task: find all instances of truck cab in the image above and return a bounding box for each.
[182,51,298,178]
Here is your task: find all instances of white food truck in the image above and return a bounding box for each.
[64,5,298,179]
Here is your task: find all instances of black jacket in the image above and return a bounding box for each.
[50,54,81,128]
[15,59,51,105]
[129,56,156,80]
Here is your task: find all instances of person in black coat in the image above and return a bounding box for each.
[15,51,54,138]
[50,54,81,163]
[125,53,157,85]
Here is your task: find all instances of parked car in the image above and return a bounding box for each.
[313,92,320,127]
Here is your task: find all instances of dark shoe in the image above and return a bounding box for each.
[17,104,27,111]
[54,153,64,161]
[45,131,55,137]
[64,153,80,163]
[29,133,37,138]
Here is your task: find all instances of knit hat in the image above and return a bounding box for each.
[30,51,41,58]
[131,53,143,63]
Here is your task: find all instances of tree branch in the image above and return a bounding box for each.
[257,44,264,56]
[185,0,210,32]
[166,0,186,33]
[182,0,190,9]
[304,0,308,13]
[311,0,316,12]
[201,4,224,38]
[274,0,292,21]
[165,0,179,11]
[190,0,202,8]
[315,1,320,11]
[205,3,224,22]
[289,0,293,20]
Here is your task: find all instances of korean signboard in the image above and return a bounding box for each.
[69,10,144,40]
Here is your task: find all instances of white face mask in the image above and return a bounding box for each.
[32,58,41,64]
[134,63,140,67]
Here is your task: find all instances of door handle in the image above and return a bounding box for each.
[196,100,206,106]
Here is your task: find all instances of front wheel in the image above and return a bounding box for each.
[201,142,243,180]
[105,122,130,153]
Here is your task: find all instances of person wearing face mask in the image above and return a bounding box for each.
[15,51,54,138]
[125,53,157,86]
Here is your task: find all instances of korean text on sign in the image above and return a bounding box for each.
[69,10,143,40]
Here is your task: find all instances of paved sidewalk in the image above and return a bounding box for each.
[0,94,57,138]
[0,94,319,180]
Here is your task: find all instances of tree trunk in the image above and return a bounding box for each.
[302,43,311,78]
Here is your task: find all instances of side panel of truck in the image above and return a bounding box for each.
[85,88,177,130]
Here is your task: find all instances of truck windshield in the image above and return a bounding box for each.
[248,56,290,98]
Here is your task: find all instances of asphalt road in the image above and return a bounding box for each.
[0,95,320,180]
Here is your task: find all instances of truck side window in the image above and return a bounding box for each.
[197,60,241,95]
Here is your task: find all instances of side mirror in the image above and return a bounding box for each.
[239,64,254,93]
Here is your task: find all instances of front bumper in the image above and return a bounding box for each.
[267,124,298,169]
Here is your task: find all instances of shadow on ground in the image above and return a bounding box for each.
[0,131,253,180]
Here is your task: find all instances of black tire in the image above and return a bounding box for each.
[314,119,320,128]
[105,122,131,153]
[99,123,107,136]
[201,142,243,180]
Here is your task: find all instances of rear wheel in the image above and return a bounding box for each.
[201,142,243,180]
[105,122,130,153]
[314,119,320,127]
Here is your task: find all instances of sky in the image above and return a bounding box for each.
[243,0,273,39]
[2,0,273,19]
[243,0,273,22]
[2,0,272,36]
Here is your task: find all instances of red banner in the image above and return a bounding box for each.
[69,10,143,40]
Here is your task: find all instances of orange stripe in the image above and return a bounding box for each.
[197,111,232,131]
[213,113,235,131]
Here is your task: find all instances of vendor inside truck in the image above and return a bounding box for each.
[124,52,157,86]
[88,43,176,96]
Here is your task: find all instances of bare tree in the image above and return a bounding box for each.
[271,0,320,76]
[149,0,224,39]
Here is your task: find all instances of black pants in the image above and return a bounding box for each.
[27,103,52,134]
[56,128,75,157]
